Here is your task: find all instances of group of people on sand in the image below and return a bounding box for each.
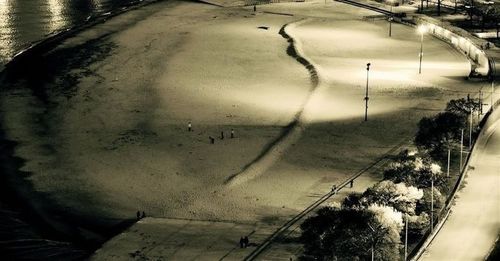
[136,211,146,220]
[188,121,235,144]
[239,236,250,248]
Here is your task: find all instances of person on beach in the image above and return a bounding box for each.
[350,180,353,188]
[243,236,249,248]
[136,211,141,220]
[240,237,244,248]
[253,5,256,12]
[188,121,192,132]
[210,136,215,144]
[141,211,146,218]
[221,131,224,140]
[231,129,235,139]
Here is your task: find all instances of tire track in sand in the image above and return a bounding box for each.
[225,18,319,187]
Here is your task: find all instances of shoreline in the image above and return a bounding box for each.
[0,0,166,77]
[0,123,90,259]
[0,0,174,259]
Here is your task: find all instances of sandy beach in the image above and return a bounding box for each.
[0,0,487,259]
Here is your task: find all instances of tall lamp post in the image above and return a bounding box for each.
[460,129,464,171]
[469,108,473,148]
[404,212,408,260]
[368,223,384,261]
[388,0,394,37]
[447,148,451,178]
[364,63,371,121]
[431,172,434,232]
[492,80,495,111]
[418,25,427,74]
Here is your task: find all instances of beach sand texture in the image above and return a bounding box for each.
[0,2,484,258]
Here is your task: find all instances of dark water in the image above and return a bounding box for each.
[0,0,142,69]
[0,1,149,258]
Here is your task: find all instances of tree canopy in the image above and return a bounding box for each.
[445,98,480,116]
[301,207,401,261]
[383,151,447,189]
[414,112,466,160]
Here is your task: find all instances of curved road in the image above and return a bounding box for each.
[422,108,500,260]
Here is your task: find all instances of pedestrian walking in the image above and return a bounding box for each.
[221,131,224,140]
[136,211,141,220]
[231,129,235,139]
[253,5,256,12]
[188,121,192,132]
[350,180,353,188]
[141,211,146,218]
[239,237,244,248]
[243,236,249,248]
[209,136,215,144]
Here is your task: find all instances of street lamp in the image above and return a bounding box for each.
[364,63,371,121]
[368,223,386,261]
[492,80,495,111]
[431,172,434,232]
[418,25,427,74]
[388,0,394,37]
[469,103,473,148]
[404,212,408,260]
[460,128,464,171]
[447,148,451,178]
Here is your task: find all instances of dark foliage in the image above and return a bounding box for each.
[383,151,447,189]
[414,112,466,161]
[445,98,480,116]
[300,207,399,261]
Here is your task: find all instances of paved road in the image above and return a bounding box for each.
[422,109,500,261]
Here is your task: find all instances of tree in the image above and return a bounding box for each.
[343,180,432,241]
[415,112,466,161]
[383,150,447,189]
[361,180,423,215]
[342,192,364,209]
[416,186,445,214]
[407,212,430,238]
[445,97,480,116]
[367,204,402,261]
[300,207,400,261]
